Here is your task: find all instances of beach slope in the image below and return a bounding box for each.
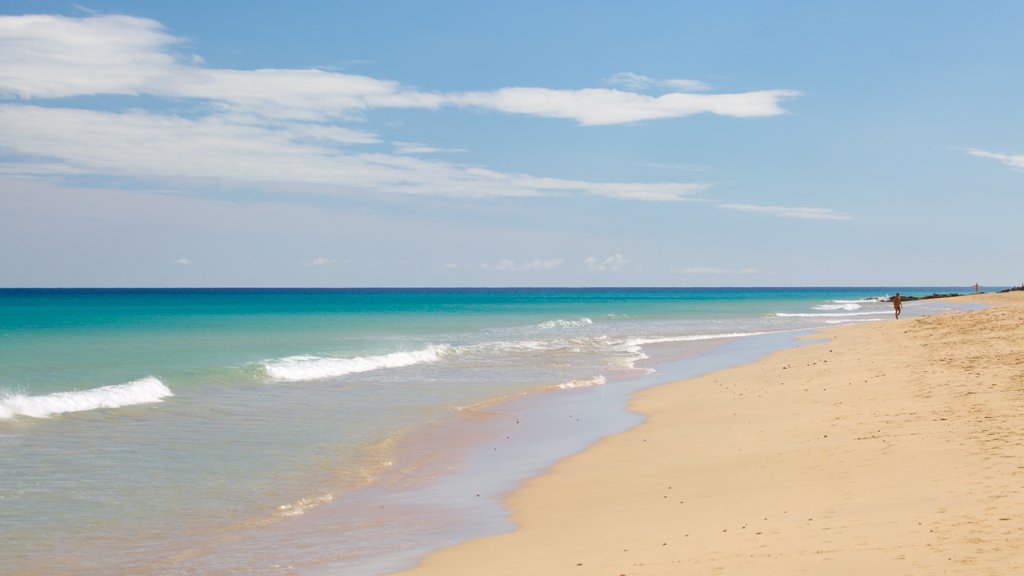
[393,292,1024,575]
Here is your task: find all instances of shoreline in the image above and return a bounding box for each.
[306,333,806,575]
[390,291,1024,574]
[0,289,990,574]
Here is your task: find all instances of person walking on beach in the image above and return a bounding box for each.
[893,292,902,319]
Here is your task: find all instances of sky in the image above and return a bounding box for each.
[1,1,1022,288]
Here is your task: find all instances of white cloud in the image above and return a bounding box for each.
[393,141,467,155]
[290,124,381,146]
[0,14,184,99]
[0,14,799,202]
[304,257,335,266]
[71,4,100,16]
[966,148,1024,170]
[482,258,564,271]
[0,15,798,126]
[0,15,443,119]
[0,104,710,201]
[172,257,191,265]
[585,254,632,272]
[717,203,851,221]
[587,181,708,201]
[452,87,799,126]
[607,72,712,92]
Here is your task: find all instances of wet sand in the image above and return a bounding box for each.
[392,291,1024,575]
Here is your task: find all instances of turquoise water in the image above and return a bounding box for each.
[0,287,973,574]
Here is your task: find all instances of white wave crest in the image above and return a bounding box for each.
[813,303,862,311]
[262,345,451,382]
[557,375,607,389]
[627,331,772,347]
[833,299,882,304]
[774,311,889,318]
[0,376,173,420]
[536,318,594,329]
[464,340,548,354]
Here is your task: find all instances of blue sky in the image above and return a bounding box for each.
[1,1,1022,287]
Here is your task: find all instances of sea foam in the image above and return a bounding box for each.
[557,375,607,389]
[535,318,594,329]
[0,376,173,420]
[774,311,889,318]
[813,303,862,311]
[262,345,451,382]
[627,331,773,346]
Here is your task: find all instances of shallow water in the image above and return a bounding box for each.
[0,287,972,574]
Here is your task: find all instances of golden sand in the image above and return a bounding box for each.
[394,292,1024,575]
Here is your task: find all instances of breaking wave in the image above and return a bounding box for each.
[627,331,773,346]
[0,376,173,420]
[535,318,594,329]
[262,345,452,382]
[774,311,890,318]
[557,375,607,389]
[813,303,862,311]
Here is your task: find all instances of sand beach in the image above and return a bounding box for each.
[394,291,1024,575]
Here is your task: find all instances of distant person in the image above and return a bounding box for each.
[893,292,902,319]
[974,283,980,293]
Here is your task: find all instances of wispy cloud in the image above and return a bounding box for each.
[0,15,799,124]
[0,104,698,200]
[481,259,564,271]
[0,14,799,202]
[392,141,467,155]
[584,254,633,272]
[303,257,335,267]
[606,72,713,92]
[452,87,799,126]
[966,148,1024,170]
[172,257,191,265]
[717,203,851,221]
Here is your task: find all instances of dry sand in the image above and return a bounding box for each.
[393,291,1024,575]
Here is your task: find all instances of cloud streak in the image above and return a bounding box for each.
[0,13,798,204]
[481,259,564,272]
[718,203,851,221]
[585,254,633,272]
[967,148,1024,170]
[0,15,799,124]
[304,257,335,267]
[453,87,799,126]
[606,72,713,92]
[0,104,710,200]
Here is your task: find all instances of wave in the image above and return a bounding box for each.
[838,298,883,303]
[0,376,173,420]
[535,318,594,329]
[813,303,862,311]
[262,345,451,382]
[627,331,773,347]
[774,311,889,318]
[557,375,607,389]
[462,340,548,354]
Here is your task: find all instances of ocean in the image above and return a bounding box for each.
[0,287,973,575]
